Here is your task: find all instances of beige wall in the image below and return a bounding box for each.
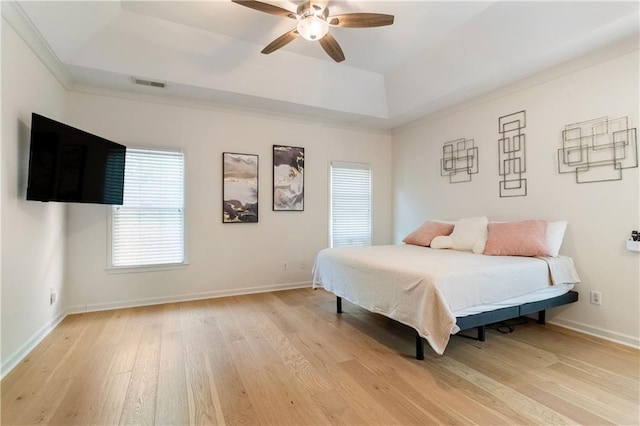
[1,20,69,373]
[64,92,393,310]
[392,48,640,346]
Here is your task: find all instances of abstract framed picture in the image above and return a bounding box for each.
[222,152,258,223]
[273,145,304,211]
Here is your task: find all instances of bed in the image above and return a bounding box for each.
[312,244,580,359]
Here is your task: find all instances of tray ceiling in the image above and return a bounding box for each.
[6,1,639,129]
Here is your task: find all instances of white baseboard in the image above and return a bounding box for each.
[66,281,312,314]
[549,318,640,349]
[1,309,69,379]
[1,281,311,379]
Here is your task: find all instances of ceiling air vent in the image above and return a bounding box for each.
[132,77,166,89]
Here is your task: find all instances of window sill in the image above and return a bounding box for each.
[106,262,190,274]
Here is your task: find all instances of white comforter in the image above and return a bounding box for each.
[312,244,580,355]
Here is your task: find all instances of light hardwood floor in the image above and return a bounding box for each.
[2,288,639,425]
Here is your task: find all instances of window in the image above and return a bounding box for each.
[330,161,371,247]
[111,148,185,268]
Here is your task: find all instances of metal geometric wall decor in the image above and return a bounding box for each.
[440,138,478,183]
[498,110,527,197]
[558,116,638,183]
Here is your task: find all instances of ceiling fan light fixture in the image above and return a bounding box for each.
[297,16,329,41]
[232,0,394,62]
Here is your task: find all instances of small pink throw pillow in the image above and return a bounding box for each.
[484,220,550,257]
[403,221,455,247]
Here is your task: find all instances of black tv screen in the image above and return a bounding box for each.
[26,113,126,205]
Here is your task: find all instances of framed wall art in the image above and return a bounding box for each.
[222,152,258,223]
[273,145,304,211]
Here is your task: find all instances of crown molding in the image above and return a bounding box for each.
[2,0,73,89]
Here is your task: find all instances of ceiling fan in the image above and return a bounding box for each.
[231,0,394,62]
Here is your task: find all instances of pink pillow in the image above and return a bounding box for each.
[484,220,550,257]
[403,221,455,247]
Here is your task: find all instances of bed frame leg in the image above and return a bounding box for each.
[537,310,546,325]
[336,296,342,314]
[477,325,485,341]
[415,332,425,360]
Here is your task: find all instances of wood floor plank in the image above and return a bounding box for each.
[1,313,92,392]
[261,360,337,425]
[182,317,227,425]
[226,329,327,425]
[311,389,369,425]
[339,358,442,425]
[363,355,507,425]
[548,360,638,403]
[445,333,628,424]
[436,355,579,425]
[254,311,334,395]
[282,339,413,425]
[251,292,300,334]
[536,380,640,425]
[89,371,131,425]
[512,324,639,376]
[225,297,291,370]
[46,344,127,424]
[235,366,312,425]
[2,288,638,426]
[223,408,259,426]
[154,331,190,426]
[460,330,640,424]
[211,301,246,344]
[201,316,253,419]
[460,336,640,424]
[393,363,516,425]
[4,378,72,425]
[294,308,512,424]
[515,382,615,425]
[118,322,162,425]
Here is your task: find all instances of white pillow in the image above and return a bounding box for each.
[430,235,453,249]
[546,221,567,257]
[449,216,489,253]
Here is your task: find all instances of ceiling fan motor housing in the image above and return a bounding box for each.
[296,1,330,40]
[296,1,329,18]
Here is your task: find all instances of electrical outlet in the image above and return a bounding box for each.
[282,261,288,270]
[49,287,57,306]
[590,290,602,306]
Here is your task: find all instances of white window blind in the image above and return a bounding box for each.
[330,161,371,248]
[111,148,185,267]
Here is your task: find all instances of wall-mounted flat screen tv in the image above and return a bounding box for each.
[26,113,126,205]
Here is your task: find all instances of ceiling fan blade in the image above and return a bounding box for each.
[232,0,297,19]
[328,13,394,28]
[319,33,345,62]
[261,29,299,54]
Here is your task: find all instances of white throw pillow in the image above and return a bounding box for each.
[430,235,453,249]
[546,221,567,257]
[449,216,489,254]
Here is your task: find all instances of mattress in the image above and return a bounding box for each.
[453,283,574,317]
[312,244,580,354]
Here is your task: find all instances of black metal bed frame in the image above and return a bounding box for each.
[336,290,578,360]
